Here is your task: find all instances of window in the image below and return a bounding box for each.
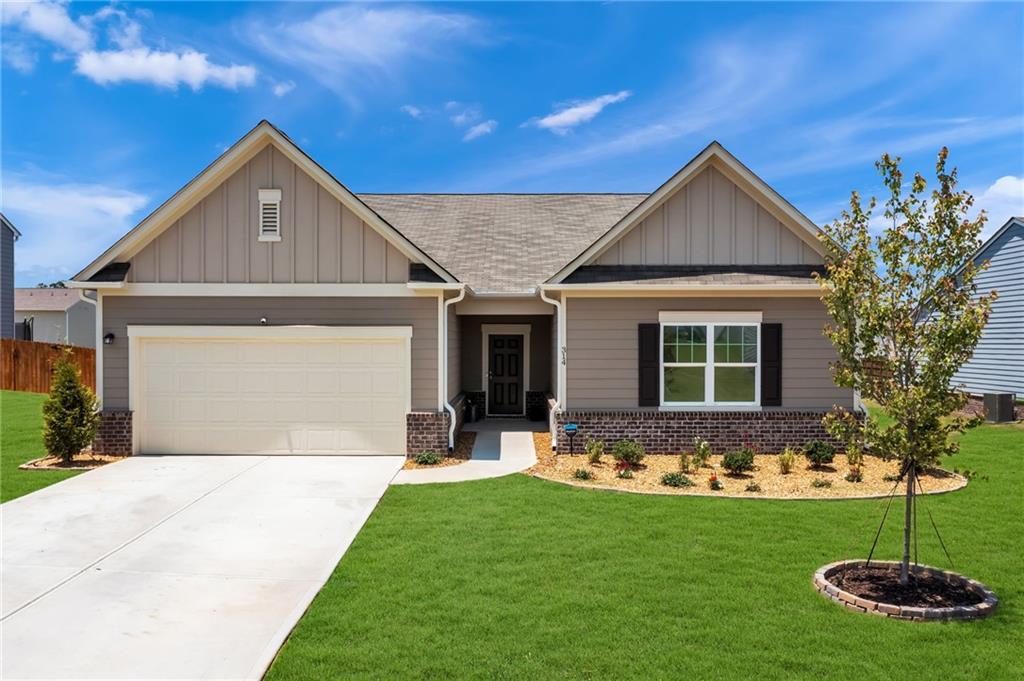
[258,188,282,241]
[660,317,760,406]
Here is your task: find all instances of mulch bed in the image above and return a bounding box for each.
[402,431,477,470]
[833,564,983,608]
[529,432,966,499]
[19,452,125,470]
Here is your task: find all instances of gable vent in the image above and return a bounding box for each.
[258,188,282,241]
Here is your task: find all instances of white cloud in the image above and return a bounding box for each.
[1,1,93,52]
[449,105,480,127]
[272,80,296,97]
[248,6,482,105]
[463,120,497,142]
[972,176,1024,238]
[2,40,37,73]
[76,48,257,90]
[529,90,632,135]
[401,104,423,119]
[3,172,148,286]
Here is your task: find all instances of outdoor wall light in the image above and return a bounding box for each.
[103,333,115,345]
[259,317,268,325]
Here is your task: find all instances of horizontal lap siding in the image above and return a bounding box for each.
[101,296,438,411]
[565,297,852,410]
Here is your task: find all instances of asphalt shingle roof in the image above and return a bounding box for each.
[15,288,81,311]
[359,193,645,293]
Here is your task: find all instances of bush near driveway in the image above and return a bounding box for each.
[1,390,84,502]
[266,420,1022,681]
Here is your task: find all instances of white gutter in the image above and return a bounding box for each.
[442,285,467,449]
[77,289,99,396]
[65,280,124,290]
[539,287,564,448]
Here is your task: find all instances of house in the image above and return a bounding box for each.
[14,288,97,347]
[68,120,853,458]
[952,216,1024,398]
[0,213,20,339]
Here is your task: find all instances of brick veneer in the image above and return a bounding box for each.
[406,392,467,456]
[93,410,133,457]
[554,409,844,453]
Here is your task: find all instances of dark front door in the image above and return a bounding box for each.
[488,334,523,415]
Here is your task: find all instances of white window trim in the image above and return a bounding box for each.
[258,188,282,242]
[659,319,761,408]
[480,323,531,417]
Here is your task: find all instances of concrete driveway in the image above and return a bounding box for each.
[1,454,403,680]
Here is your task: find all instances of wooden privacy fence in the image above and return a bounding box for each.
[0,339,96,394]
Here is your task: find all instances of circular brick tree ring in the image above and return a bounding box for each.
[814,560,998,621]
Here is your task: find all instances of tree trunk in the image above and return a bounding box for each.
[900,463,916,586]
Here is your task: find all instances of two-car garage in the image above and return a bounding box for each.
[129,326,411,456]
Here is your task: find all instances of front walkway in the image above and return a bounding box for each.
[1,454,403,680]
[393,419,541,484]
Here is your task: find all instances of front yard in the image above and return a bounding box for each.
[0,390,85,502]
[268,420,1022,680]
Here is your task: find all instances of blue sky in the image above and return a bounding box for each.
[3,1,1022,286]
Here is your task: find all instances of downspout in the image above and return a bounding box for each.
[76,289,99,400]
[442,285,467,449]
[539,287,564,448]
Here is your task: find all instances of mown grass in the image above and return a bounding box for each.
[267,420,1023,680]
[0,390,84,502]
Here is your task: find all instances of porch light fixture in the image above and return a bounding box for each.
[103,333,115,345]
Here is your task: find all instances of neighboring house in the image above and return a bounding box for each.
[69,120,852,457]
[952,216,1024,398]
[0,213,20,339]
[14,288,97,348]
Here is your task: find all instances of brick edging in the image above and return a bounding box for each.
[813,560,998,620]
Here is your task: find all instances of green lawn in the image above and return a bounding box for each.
[268,421,1023,680]
[1,390,84,502]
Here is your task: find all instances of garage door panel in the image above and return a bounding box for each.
[137,335,408,455]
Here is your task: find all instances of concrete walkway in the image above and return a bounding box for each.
[1,454,403,680]
[392,419,540,484]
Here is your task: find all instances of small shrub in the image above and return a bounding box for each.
[679,452,693,473]
[691,436,712,469]
[721,448,755,475]
[585,439,605,464]
[661,472,694,488]
[845,447,864,468]
[414,450,443,465]
[811,478,832,489]
[616,468,634,479]
[953,468,989,482]
[708,470,723,490]
[845,467,863,483]
[42,352,100,464]
[804,441,836,468]
[745,482,762,493]
[882,473,901,482]
[573,468,593,481]
[778,448,797,475]
[612,439,645,469]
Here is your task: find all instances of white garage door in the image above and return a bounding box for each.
[133,328,410,455]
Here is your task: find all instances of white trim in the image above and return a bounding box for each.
[257,234,282,243]
[436,295,445,412]
[455,297,554,316]
[126,325,413,340]
[481,323,531,417]
[539,288,564,446]
[659,311,763,323]
[99,283,421,297]
[442,286,467,448]
[65,280,124,290]
[659,320,761,408]
[547,142,827,284]
[72,121,456,284]
[95,291,103,404]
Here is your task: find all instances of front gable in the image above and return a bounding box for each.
[73,121,455,286]
[549,142,827,283]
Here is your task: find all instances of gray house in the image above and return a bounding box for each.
[0,213,20,339]
[69,120,853,458]
[952,216,1024,397]
[14,288,97,348]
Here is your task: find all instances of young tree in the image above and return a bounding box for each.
[816,148,994,586]
[42,350,100,464]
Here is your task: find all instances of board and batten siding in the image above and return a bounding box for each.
[100,296,438,411]
[952,220,1024,396]
[565,297,852,410]
[127,144,410,284]
[592,166,823,267]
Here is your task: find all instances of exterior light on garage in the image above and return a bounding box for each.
[103,333,115,345]
[259,317,268,325]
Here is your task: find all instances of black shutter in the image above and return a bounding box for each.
[638,323,660,406]
[761,323,782,406]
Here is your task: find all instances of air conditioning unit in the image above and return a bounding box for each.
[983,393,1015,423]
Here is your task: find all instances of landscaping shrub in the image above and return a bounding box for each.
[585,439,605,465]
[721,448,755,475]
[660,472,694,488]
[708,470,723,490]
[811,478,832,489]
[612,439,645,469]
[679,452,693,473]
[845,467,863,483]
[691,436,712,469]
[778,448,797,474]
[882,473,901,482]
[414,451,443,465]
[573,468,593,481]
[616,468,634,479]
[804,441,836,468]
[745,482,762,493]
[42,352,99,464]
[845,447,864,468]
